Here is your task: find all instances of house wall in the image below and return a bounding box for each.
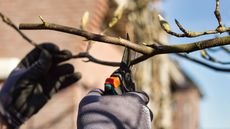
[0,0,123,128]
[172,87,200,129]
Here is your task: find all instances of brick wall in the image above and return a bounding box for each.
[172,87,200,129]
[0,0,123,128]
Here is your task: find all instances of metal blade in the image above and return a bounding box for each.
[121,47,131,67]
[120,33,132,67]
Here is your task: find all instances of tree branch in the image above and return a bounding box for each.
[0,12,37,46]
[2,12,230,72]
[214,0,223,28]
[72,52,120,66]
[19,22,230,56]
[158,0,230,38]
[19,22,152,55]
[200,49,230,65]
[176,54,230,72]
[0,12,125,67]
[221,46,230,54]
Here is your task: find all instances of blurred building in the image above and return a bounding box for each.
[0,0,202,129]
[170,62,202,129]
[0,0,119,128]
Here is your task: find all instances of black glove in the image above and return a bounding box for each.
[77,89,153,129]
[0,43,81,129]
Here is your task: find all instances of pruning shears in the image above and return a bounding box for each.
[104,35,136,95]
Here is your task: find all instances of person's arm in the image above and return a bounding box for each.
[77,89,153,129]
[0,43,81,129]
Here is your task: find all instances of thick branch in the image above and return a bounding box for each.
[19,23,152,55]
[19,22,230,56]
[156,36,230,54]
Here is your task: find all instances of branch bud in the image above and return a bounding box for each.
[158,14,171,32]
[200,50,207,58]
[80,11,90,30]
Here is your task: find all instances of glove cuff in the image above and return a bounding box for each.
[126,91,149,105]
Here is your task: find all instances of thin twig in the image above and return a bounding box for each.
[207,46,230,54]
[175,19,189,35]
[39,16,46,24]
[0,12,37,46]
[214,0,223,28]
[221,46,230,54]
[176,54,230,72]
[72,52,120,66]
[201,49,230,65]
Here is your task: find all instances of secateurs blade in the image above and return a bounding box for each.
[104,34,136,95]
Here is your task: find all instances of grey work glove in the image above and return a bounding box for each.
[77,89,153,129]
[0,43,81,129]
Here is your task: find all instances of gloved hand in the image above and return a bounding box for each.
[0,43,81,129]
[77,89,153,129]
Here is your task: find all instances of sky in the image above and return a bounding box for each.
[160,0,230,129]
